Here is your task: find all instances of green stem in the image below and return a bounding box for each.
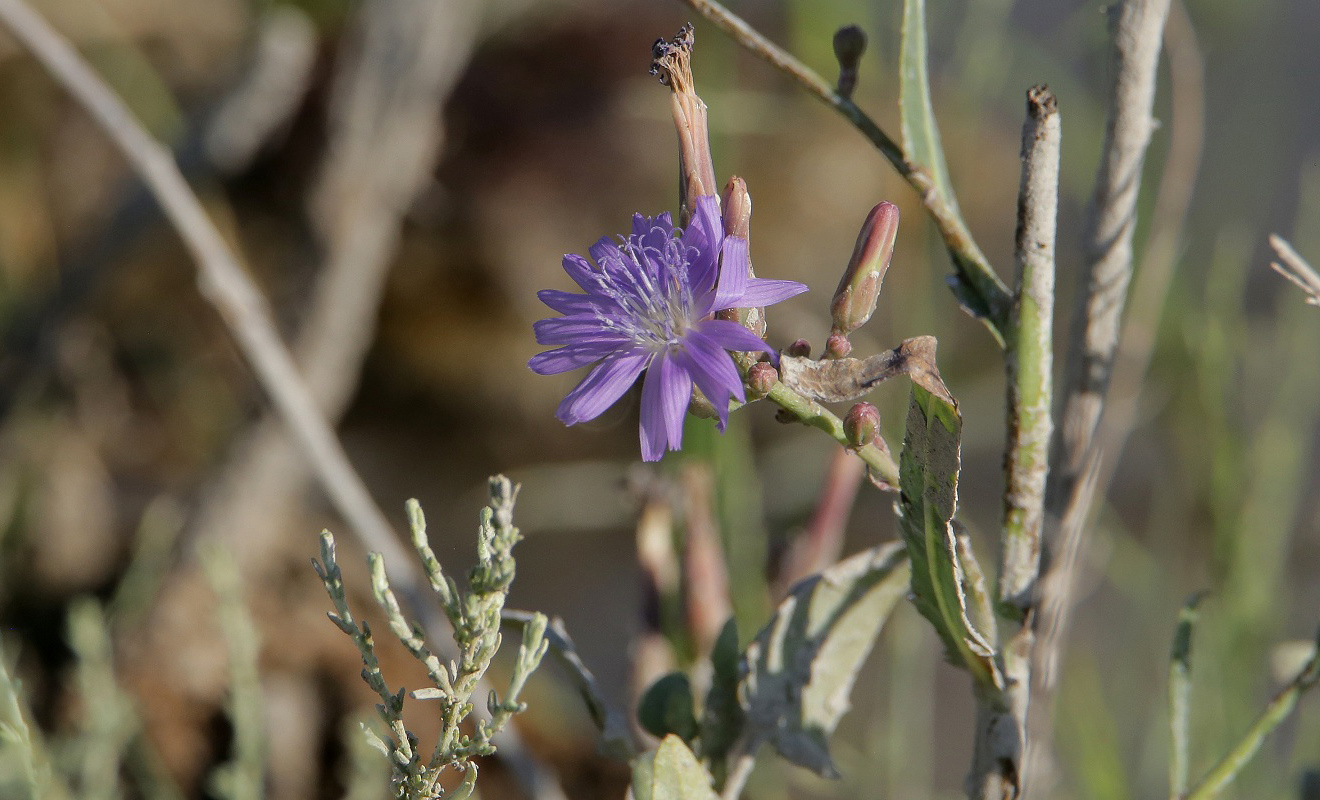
[765,382,900,488]
[1168,595,1204,799]
[1183,632,1319,800]
[998,86,1059,613]
[679,0,1011,340]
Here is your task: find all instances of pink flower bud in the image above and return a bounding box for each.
[843,402,880,449]
[721,176,752,242]
[824,332,852,359]
[786,339,812,358]
[831,201,899,336]
[746,361,778,398]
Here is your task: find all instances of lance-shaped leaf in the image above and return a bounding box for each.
[697,619,742,765]
[900,0,954,206]
[896,364,1002,691]
[631,735,719,800]
[737,542,911,777]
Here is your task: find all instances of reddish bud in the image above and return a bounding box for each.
[833,25,867,70]
[843,402,880,449]
[715,176,767,354]
[721,176,752,242]
[786,339,812,358]
[824,332,852,359]
[746,362,778,398]
[831,201,899,336]
[833,25,867,100]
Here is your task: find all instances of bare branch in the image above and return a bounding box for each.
[0,0,423,577]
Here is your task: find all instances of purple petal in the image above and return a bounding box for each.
[639,350,692,461]
[682,196,721,249]
[677,332,745,430]
[533,316,624,346]
[712,236,750,310]
[732,278,810,309]
[694,318,777,358]
[682,196,722,296]
[589,237,627,271]
[556,350,651,426]
[538,289,607,315]
[632,211,675,241]
[561,253,600,292]
[528,342,615,375]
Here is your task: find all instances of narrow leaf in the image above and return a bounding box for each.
[698,618,742,764]
[738,542,911,777]
[900,0,955,205]
[631,735,719,800]
[896,364,1002,690]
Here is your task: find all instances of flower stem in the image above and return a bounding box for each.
[764,382,900,488]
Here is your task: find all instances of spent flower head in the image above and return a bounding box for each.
[529,196,806,461]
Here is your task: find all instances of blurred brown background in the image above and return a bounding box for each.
[0,0,1318,798]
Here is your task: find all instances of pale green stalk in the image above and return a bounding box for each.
[764,382,899,488]
[1168,595,1204,799]
[999,86,1060,613]
[1183,630,1319,800]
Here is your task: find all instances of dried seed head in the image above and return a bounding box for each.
[651,24,716,218]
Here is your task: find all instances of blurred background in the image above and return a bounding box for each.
[0,0,1318,798]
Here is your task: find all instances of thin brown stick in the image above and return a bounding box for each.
[0,0,419,604]
[678,0,1011,336]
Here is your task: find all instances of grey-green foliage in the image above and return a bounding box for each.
[314,475,548,800]
[0,546,248,800]
[895,376,1002,693]
[66,599,138,800]
[735,542,911,778]
[631,735,719,800]
[200,542,266,800]
[0,645,58,800]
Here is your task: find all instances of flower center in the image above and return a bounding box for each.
[589,227,699,353]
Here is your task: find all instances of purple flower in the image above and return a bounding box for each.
[530,195,807,461]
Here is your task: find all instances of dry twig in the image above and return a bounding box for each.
[1031,0,1173,791]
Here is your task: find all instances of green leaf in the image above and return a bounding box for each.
[698,619,743,765]
[900,0,955,205]
[896,369,1001,691]
[738,542,911,777]
[638,673,698,743]
[631,735,720,800]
